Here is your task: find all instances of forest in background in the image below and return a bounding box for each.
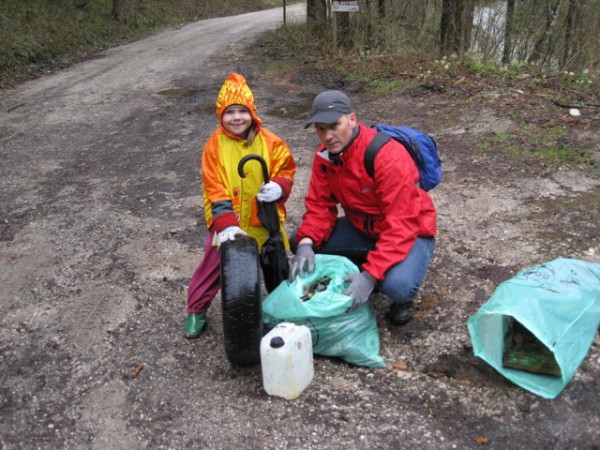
[1,0,598,92]
[305,0,599,75]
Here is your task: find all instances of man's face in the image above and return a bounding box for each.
[314,113,357,154]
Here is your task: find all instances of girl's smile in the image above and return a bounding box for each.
[222,105,252,137]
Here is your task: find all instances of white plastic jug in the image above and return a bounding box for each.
[260,322,314,400]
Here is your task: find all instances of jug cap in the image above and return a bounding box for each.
[270,336,285,348]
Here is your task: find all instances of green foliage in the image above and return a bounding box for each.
[494,130,510,141]
[461,51,600,93]
[532,146,577,169]
[507,122,597,172]
[476,118,597,173]
[434,54,460,77]
[557,69,599,94]
[464,52,499,75]
[260,22,324,59]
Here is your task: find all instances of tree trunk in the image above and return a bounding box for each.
[306,0,316,21]
[337,11,351,48]
[528,0,562,66]
[307,0,327,23]
[440,0,457,55]
[502,0,515,64]
[440,0,473,59]
[112,0,122,20]
[378,0,385,18]
[459,0,474,60]
[561,0,577,68]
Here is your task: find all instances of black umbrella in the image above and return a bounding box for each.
[238,154,290,293]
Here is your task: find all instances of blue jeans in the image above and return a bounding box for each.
[290,217,435,305]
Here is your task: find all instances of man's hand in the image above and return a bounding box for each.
[289,243,316,281]
[343,271,376,310]
[256,181,282,203]
[217,226,246,247]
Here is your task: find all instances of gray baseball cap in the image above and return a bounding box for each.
[304,90,353,129]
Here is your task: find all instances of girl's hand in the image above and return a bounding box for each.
[256,181,282,203]
[217,226,247,247]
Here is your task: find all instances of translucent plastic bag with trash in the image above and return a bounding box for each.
[467,258,600,399]
[262,254,386,368]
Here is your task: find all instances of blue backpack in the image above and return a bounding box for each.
[364,124,442,191]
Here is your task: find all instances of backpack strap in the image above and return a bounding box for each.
[364,132,392,179]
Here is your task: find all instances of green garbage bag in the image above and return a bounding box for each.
[262,254,385,368]
[467,258,600,399]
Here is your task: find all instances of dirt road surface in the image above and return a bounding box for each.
[1,4,599,449]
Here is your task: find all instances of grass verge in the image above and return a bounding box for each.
[0,0,280,89]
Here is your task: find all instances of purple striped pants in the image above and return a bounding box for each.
[186,231,221,314]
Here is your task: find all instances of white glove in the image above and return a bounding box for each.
[256,181,282,203]
[217,226,246,247]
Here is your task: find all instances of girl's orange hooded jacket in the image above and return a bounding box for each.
[201,73,296,250]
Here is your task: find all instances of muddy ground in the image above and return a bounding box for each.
[1,5,599,450]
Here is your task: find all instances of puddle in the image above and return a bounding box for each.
[196,104,216,115]
[266,103,310,118]
[156,87,198,97]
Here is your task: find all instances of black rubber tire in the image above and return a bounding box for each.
[220,235,263,366]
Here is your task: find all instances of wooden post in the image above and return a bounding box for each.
[283,0,286,26]
[331,1,359,49]
[333,11,338,48]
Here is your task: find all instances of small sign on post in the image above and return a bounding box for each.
[332,1,360,12]
[331,1,359,47]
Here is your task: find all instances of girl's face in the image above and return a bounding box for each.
[222,105,253,138]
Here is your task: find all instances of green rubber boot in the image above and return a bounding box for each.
[183,313,206,339]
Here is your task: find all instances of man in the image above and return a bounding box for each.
[289,90,436,325]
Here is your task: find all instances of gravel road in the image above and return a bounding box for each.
[1,4,599,449]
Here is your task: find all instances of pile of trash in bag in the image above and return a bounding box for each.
[262,254,385,368]
[468,258,600,399]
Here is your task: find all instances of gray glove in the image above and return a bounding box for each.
[256,181,283,203]
[343,271,376,310]
[289,243,316,281]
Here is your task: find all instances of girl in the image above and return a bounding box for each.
[184,72,296,338]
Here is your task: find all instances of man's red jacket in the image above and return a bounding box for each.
[295,122,437,280]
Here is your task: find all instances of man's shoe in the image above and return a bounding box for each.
[183,313,206,338]
[388,302,415,326]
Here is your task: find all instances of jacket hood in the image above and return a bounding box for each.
[216,72,262,134]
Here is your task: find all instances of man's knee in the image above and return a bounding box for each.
[380,280,421,303]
